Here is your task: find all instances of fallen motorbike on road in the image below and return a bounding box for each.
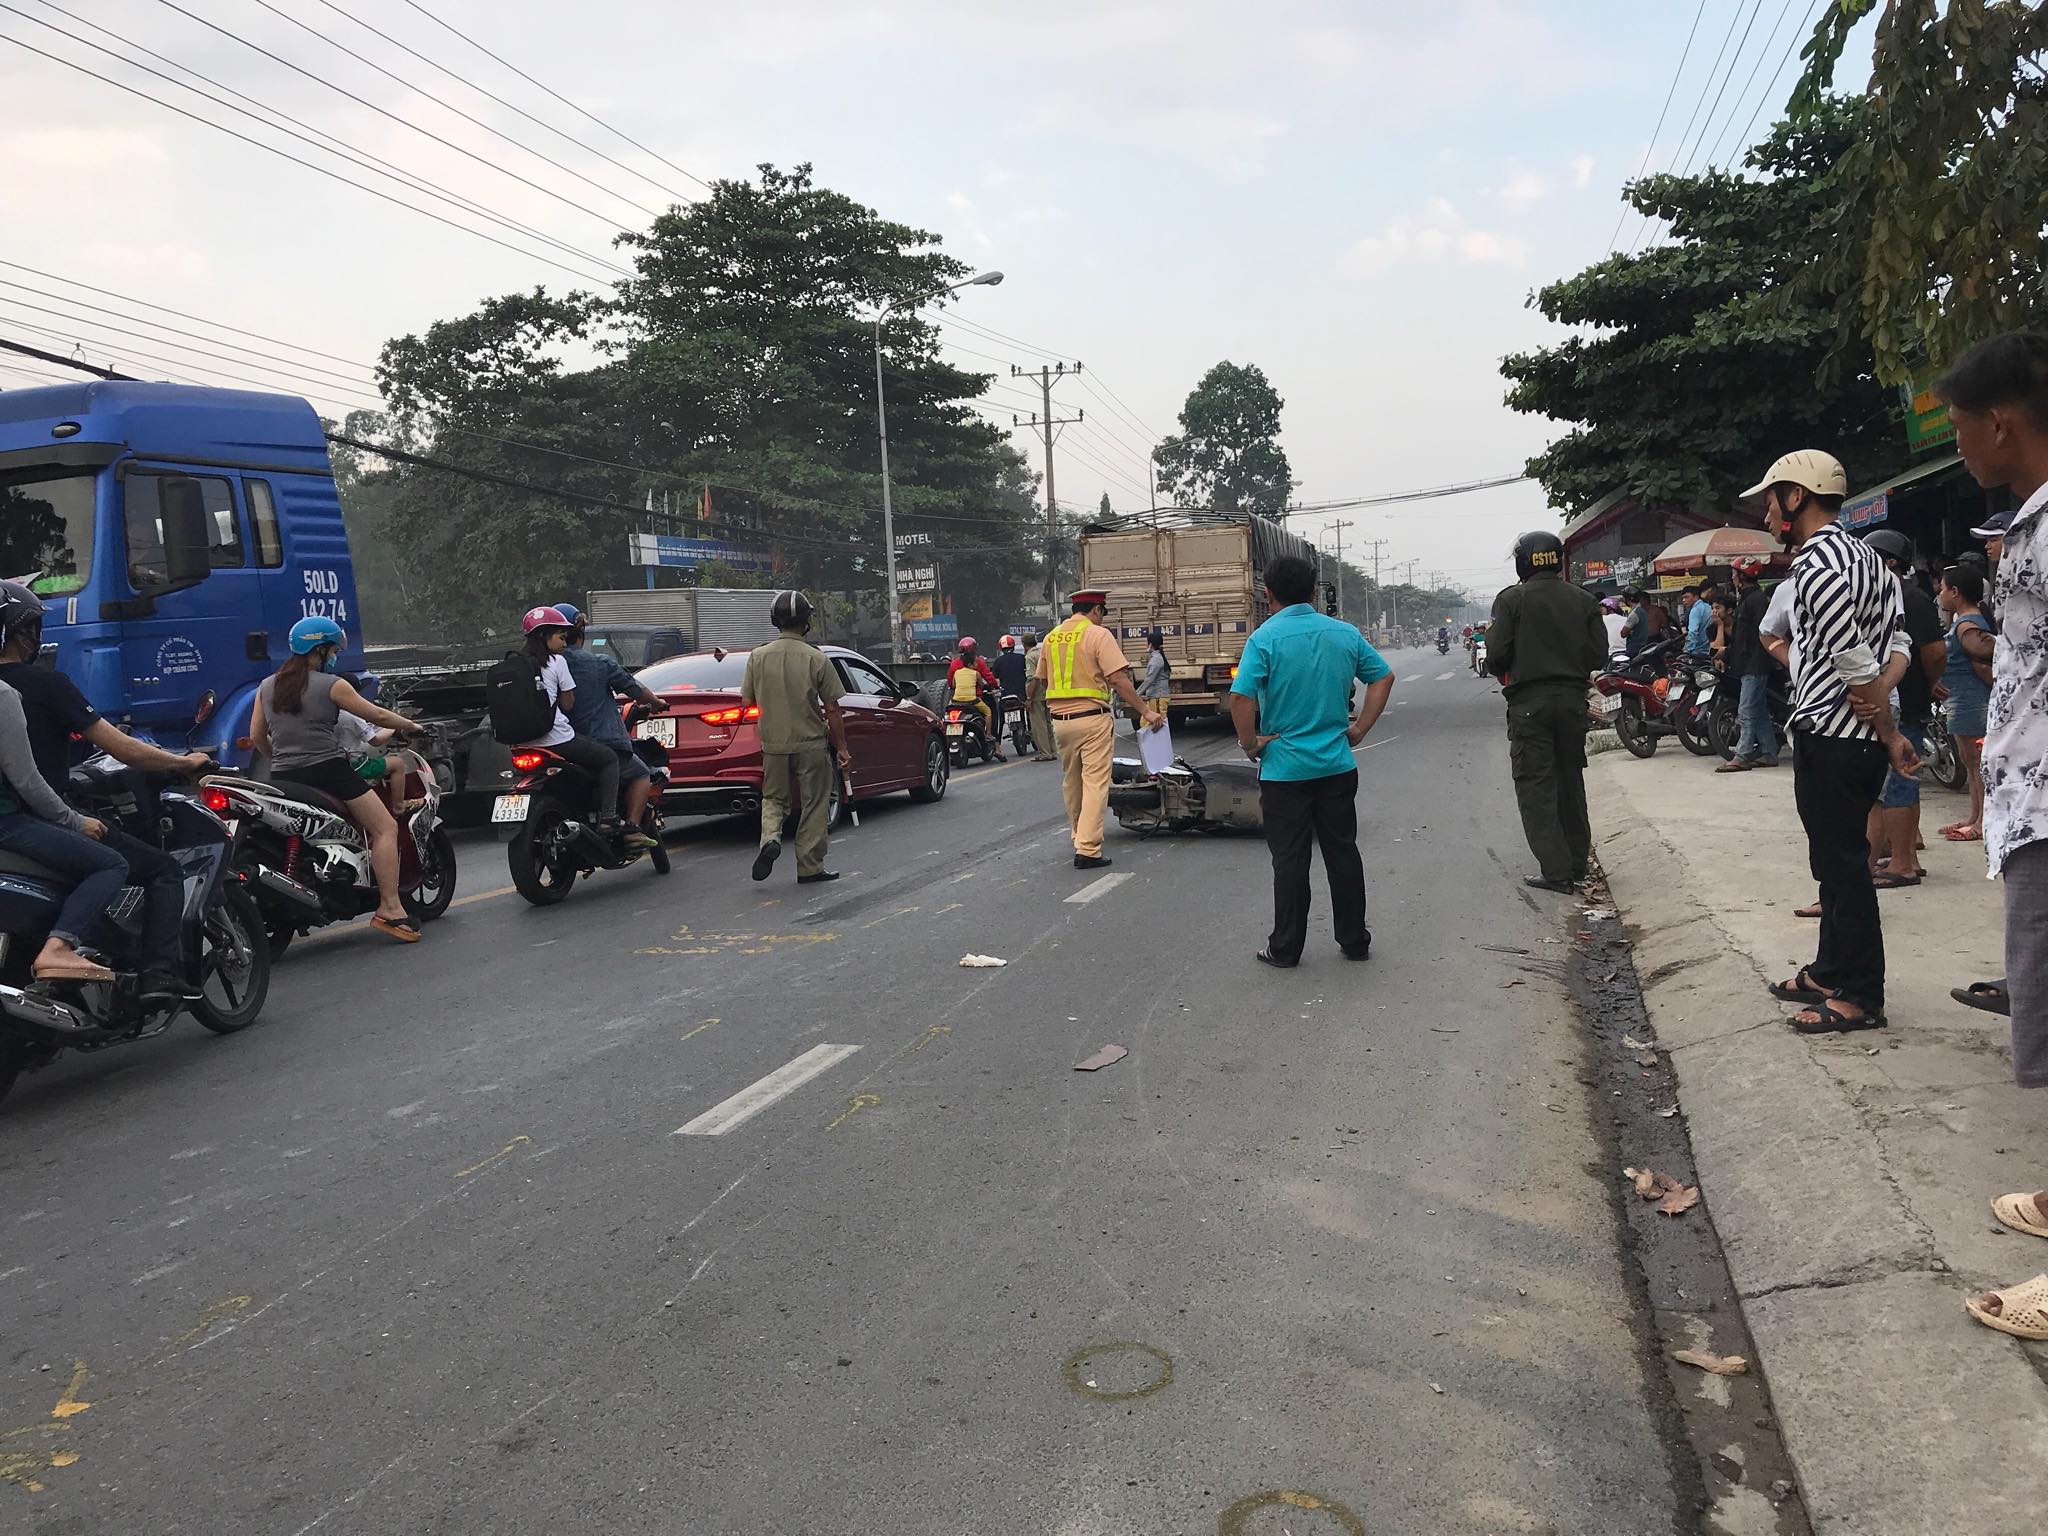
[1108,757,1264,835]
[207,745,457,957]
[0,756,270,1106]
[496,721,672,906]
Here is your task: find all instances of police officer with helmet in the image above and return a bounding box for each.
[1488,531,1611,892]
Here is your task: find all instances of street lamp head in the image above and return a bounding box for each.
[964,270,1004,288]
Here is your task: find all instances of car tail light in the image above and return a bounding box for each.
[202,787,234,814]
[698,705,761,726]
[510,749,548,772]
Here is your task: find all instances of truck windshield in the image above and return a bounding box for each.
[0,468,96,596]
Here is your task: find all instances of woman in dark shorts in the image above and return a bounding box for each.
[250,617,425,942]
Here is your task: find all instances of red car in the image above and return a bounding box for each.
[633,646,950,827]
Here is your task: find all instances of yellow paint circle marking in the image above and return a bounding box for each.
[1218,1490,1366,1535]
[1060,1341,1173,1402]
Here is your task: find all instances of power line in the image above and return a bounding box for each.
[1075,372,1161,450]
[395,0,713,193]
[0,31,624,285]
[243,0,660,221]
[1628,0,1754,255]
[308,0,697,206]
[1704,0,1804,168]
[1607,0,1709,255]
[1724,0,1827,164]
[1672,0,1770,176]
[153,0,643,236]
[5,2,626,278]
[1284,473,1532,513]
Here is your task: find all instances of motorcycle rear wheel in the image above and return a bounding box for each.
[1617,698,1658,758]
[1925,725,1965,791]
[644,809,672,876]
[1708,696,1740,761]
[192,885,272,1034]
[1676,700,1716,756]
[509,800,578,906]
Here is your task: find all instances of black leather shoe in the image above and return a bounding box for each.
[1255,948,1298,969]
[1074,854,1113,870]
[1524,876,1576,893]
[751,841,781,882]
[1341,934,1372,961]
[797,870,840,884]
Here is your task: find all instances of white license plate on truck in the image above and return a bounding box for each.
[491,794,530,824]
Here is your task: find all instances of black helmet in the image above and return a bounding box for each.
[1512,530,1567,581]
[768,588,814,631]
[1862,528,1915,570]
[0,578,45,650]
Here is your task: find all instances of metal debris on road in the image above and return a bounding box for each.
[958,954,1007,968]
[1073,1044,1128,1071]
[1672,1349,1749,1376]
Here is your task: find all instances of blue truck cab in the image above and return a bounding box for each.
[0,381,360,764]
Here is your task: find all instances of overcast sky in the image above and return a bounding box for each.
[0,0,1875,597]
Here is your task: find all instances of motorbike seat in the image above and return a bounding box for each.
[266,778,356,817]
[0,848,65,883]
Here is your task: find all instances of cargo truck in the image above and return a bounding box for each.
[1076,512,1319,722]
[584,586,784,653]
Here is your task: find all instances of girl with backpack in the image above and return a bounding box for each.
[496,607,624,839]
[250,617,426,942]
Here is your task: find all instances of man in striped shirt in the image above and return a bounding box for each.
[1744,450,1918,1032]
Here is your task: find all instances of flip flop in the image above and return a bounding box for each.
[1950,980,2011,1016]
[1793,901,1822,919]
[1991,1192,2048,1240]
[1870,871,1923,889]
[370,914,422,944]
[1769,970,1835,1004]
[1714,760,1750,773]
[1964,1274,2048,1340]
[1789,997,1886,1033]
[1941,826,1983,842]
[33,958,116,983]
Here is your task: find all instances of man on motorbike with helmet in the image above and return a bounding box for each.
[1488,531,1611,892]
[0,578,211,996]
[946,636,1006,762]
[507,606,636,847]
[992,634,1030,750]
[555,604,662,850]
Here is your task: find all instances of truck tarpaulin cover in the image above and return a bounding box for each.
[1078,511,1315,576]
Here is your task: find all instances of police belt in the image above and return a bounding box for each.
[1048,703,1112,719]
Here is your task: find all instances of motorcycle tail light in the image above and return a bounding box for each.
[202,787,234,814]
[510,750,548,772]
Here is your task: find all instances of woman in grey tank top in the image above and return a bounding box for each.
[250,619,424,941]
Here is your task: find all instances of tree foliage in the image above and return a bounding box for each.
[1152,362,1294,517]
[1792,0,2048,382]
[1501,99,1907,513]
[364,165,1041,641]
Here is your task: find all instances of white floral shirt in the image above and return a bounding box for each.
[1984,479,2048,877]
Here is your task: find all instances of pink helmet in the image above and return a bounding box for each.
[958,636,978,652]
[522,604,571,634]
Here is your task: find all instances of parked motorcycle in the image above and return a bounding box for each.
[943,693,999,766]
[1669,659,1720,757]
[206,745,457,957]
[1708,673,1793,763]
[1921,703,1966,792]
[1593,637,1684,758]
[0,756,270,1107]
[1001,692,1034,758]
[496,722,672,906]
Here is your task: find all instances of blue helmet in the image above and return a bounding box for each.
[555,602,583,627]
[288,615,345,656]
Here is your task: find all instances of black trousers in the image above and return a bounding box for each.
[552,733,621,820]
[100,822,183,972]
[1259,769,1368,961]
[1506,685,1592,882]
[1793,732,1889,1010]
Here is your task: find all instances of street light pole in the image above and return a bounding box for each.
[874,269,1003,662]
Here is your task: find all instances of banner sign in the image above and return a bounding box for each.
[629,532,774,571]
[899,595,933,621]
[906,616,958,644]
[894,531,933,549]
[898,565,939,591]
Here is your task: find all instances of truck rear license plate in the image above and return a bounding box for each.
[492,794,530,824]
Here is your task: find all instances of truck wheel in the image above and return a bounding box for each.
[402,826,459,921]
[508,800,577,906]
[192,885,272,1034]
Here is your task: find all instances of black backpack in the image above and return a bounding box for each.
[485,650,556,745]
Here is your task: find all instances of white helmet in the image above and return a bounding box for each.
[1742,450,1847,501]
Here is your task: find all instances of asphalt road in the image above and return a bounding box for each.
[0,646,1683,1535]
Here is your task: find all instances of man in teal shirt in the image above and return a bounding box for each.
[1229,555,1396,968]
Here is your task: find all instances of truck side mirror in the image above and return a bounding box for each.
[159,477,212,586]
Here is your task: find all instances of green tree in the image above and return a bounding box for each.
[1792,1,2048,382]
[368,164,1039,640]
[1153,362,1294,516]
[1501,99,1906,513]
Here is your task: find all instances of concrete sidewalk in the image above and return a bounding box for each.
[1590,745,2048,1536]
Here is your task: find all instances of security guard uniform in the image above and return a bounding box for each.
[1039,593,1131,861]
[1489,542,1610,886]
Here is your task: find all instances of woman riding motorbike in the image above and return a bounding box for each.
[249,617,425,944]
[511,606,626,833]
[946,637,1006,762]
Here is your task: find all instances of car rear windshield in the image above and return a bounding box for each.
[639,651,751,690]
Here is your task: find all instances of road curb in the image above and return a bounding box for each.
[1593,785,2048,1536]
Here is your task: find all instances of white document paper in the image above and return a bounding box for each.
[1138,718,1176,775]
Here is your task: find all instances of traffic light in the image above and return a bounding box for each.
[1323,582,1339,616]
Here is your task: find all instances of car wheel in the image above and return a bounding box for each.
[910,733,950,803]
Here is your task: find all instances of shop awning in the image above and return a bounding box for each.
[1841,453,1963,531]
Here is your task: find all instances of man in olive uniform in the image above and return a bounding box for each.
[1029,589,1164,868]
[742,589,852,885]
[1489,531,1611,892]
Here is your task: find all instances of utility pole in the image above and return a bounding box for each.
[1327,519,1356,623]
[1013,362,1084,623]
[1395,558,1419,636]
[1361,537,1388,633]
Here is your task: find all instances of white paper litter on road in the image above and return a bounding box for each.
[958,954,1008,968]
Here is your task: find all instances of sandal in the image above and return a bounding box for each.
[1964,1274,2048,1340]
[1789,997,1886,1034]
[1951,980,2011,1016]
[370,914,422,944]
[1793,901,1823,919]
[33,957,116,983]
[1714,759,1750,773]
[1769,969,1835,1004]
[1941,825,1983,842]
[1870,871,1923,889]
[1991,1193,2048,1240]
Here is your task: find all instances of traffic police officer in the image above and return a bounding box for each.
[1488,531,1610,892]
[1028,589,1164,869]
